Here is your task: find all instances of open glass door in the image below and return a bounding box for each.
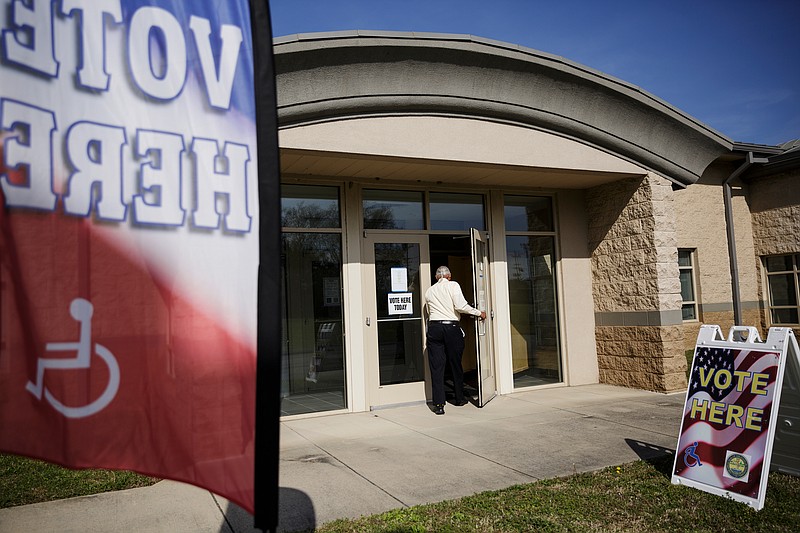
[470,228,496,406]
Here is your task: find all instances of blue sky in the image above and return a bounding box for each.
[270,0,799,146]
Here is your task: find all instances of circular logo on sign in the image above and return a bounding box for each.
[725,453,749,479]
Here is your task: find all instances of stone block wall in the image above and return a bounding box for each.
[752,205,800,255]
[595,325,686,392]
[749,169,800,339]
[587,174,687,392]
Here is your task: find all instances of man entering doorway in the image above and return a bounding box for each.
[425,266,487,415]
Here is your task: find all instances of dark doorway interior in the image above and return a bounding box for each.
[428,234,479,403]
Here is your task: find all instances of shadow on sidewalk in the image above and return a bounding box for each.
[221,487,316,533]
[625,438,676,479]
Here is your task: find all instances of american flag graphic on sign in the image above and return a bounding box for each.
[673,346,780,500]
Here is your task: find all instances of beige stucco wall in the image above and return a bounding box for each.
[280,116,645,181]
[556,190,600,386]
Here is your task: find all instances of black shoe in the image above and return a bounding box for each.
[453,398,469,406]
[433,404,445,415]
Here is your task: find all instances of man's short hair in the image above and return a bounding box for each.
[435,266,451,279]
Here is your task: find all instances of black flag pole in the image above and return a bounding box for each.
[249,0,281,531]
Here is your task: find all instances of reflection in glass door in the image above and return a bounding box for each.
[506,235,561,387]
[364,235,430,407]
[281,233,347,415]
[504,195,562,389]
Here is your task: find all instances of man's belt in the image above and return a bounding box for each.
[429,320,459,325]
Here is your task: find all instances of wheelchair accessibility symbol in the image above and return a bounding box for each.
[684,441,703,468]
[26,298,120,419]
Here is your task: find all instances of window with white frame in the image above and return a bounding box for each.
[764,254,800,325]
[678,249,698,321]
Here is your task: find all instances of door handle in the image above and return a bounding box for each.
[366,317,371,326]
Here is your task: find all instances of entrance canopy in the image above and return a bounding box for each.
[274,31,734,187]
[279,116,647,189]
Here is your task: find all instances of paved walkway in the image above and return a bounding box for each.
[0,384,686,532]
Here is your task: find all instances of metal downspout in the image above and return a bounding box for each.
[722,152,767,326]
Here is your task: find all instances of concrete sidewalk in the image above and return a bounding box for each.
[0,384,686,532]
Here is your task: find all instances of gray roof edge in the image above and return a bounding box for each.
[731,142,786,155]
[273,30,734,149]
[732,140,800,179]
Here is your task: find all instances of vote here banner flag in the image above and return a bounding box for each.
[672,328,784,510]
[0,0,276,514]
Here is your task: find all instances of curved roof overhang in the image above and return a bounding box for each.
[274,31,734,187]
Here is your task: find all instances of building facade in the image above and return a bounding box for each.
[273,32,800,417]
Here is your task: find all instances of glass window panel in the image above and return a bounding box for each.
[682,304,697,321]
[765,255,793,272]
[506,236,561,388]
[363,189,424,230]
[769,274,797,306]
[281,184,340,228]
[429,192,485,231]
[281,233,346,415]
[374,243,424,385]
[678,250,692,267]
[679,270,695,301]
[504,196,553,232]
[772,308,799,325]
[376,320,424,385]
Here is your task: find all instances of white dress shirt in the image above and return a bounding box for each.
[425,278,481,321]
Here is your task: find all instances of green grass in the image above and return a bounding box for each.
[0,453,159,508]
[4,453,799,532]
[313,456,800,533]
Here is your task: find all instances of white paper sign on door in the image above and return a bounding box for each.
[391,268,408,292]
[388,293,413,315]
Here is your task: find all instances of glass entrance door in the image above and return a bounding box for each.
[364,235,430,407]
[470,228,496,406]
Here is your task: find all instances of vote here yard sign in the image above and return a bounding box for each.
[672,325,800,510]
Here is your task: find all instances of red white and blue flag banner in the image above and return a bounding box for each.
[672,325,800,510]
[0,0,280,520]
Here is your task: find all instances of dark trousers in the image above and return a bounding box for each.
[426,321,465,406]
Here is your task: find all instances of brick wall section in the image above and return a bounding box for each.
[587,174,687,392]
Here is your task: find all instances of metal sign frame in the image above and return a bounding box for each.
[770,331,800,477]
[671,325,800,510]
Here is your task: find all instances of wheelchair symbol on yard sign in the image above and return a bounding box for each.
[26,298,120,419]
